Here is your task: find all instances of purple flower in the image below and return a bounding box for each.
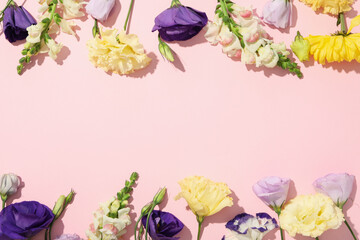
[313,173,355,208]
[141,210,184,240]
[252,176,290,211]
[55,234,82,240]
[0,201,55,240]
[222,212,278,240]
[262,0,292,29]
[3,4,36,43]
[152,5,208,42]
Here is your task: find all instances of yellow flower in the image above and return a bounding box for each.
[279,193,344,238]
[87,28,151,75]
[299,0,354,15]
[175,176,233,218]
[305,33,360,64]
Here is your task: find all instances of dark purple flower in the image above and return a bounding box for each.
[3,4,37,43]
[0,201,55,240]
[152,5,208,42]
[141,210,184,240]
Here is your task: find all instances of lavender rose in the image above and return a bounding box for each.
[262,0,292,29]
[141,210,184,240]
[0,201,55,239]
[86,0,115,22]
[152,0,208,42]
[313,173,355,209]
[253,176,290,211]
[3,4,37,43]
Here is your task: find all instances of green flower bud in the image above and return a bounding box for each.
[153,187,166,205]
[65,189,75,205]
[53,195,66,219]
[141,203,153,216]
[290,31,310,62]
[130,172,139,182]
[110,199,121,214]
[120,200,128,208]
[158,39,174,62]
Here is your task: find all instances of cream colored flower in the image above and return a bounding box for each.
[59,19,76,35]
[60,0,85,19]
[26,23,44,43]
[175,176,233,218]
[279,193,344,238]
[299,0,354,15]
[256,45,279,68]
[87,28,152,75]
[46,39,63,60]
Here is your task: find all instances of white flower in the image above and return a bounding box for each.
[59,19,76,35]
[40,39,63,60]
[256,45,279,68]
[26,23,44,43]
[0,173,20,196]
[204,15,223,45]
[60,0,85,19]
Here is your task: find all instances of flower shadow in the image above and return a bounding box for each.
[342,179,358,238]
[55,45,71,65]
[6,176,25,206]
[323,60,360,74]
[101,0,122,28]
[176,29,208,48]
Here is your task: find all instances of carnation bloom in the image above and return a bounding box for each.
[299,0,354,15]
[279,193,344,238]
[87,28,151,75]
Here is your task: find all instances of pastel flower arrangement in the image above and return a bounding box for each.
[204,0,303,78]
[262,0,292,29]
[0,172,74,240]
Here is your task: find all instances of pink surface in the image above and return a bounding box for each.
[0,0,359,239]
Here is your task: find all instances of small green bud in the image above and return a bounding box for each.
[110,199,121,215]
[141,203,153,216]
[290,31,310,62]
[153,187,166,205]
[53,195,66,219]
[65,189,75,205]
[120,200,128,208]
[130,172,139,182]
[24,42,32,49]
[158,40,174,62]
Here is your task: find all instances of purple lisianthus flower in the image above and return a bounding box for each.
[222,212,278,240]
[313,173,355,208]
[262,0,292,29]
[152,5,208,42]
[0,201,55,240]
[252,176,290,212]
[3,4,37,43]
[141,210,184,240]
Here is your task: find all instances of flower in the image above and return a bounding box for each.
[141,210,184,240]
[152,4,208,42]
[60,0,85,19]
[175,176,233,218]
[43,39,63,60]
[305,33,360,64]
[313,173,355,208]
[86,197,132,240]
[0,201,55,239]
[279,193,344,238]
[55,234,82,240]
[290,31,310,61]
[0,173,20,197]
[222,212,278,240]
[26,22,44,43]
[87,28,151,75]
[252,176,290,212]
[299,0,354,15]
[3,4,37,43]
[262,0,292,29]
[86,0,115,22]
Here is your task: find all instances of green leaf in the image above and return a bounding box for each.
[41,18,51,24]
[21,49,28,55]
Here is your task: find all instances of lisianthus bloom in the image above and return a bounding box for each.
[313,173,355,209]
[86,0,115,22]
[252,176,290,213]
[290,31,310,61]
[299,0,354,15]
[3,3,36,43]
[152,1,208,42]
[279,193,344,238]
[262,0,292,29]
[141,210,184,240]
[55,234,82,240]
[0,201,55,239]
[176,176,233,240]
[222,213,278,240]
[87,28,151,75]
[0,173,20,197]
[86,197,132,240]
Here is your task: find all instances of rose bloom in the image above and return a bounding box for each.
[299,0,354,15]
[87,28,151,75]
[175,176,233,218]
[279,193,344,238]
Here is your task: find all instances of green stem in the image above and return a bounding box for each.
[276,211,285,240]
[0,0,13,16]
[92,19,99,38]
[197,216,204,240]
[133,216,142,240]
[144,204,156,240]
[48,222,53,240]
[316,238,320,240]
[339,12,347,34]
[345,219,358,240]
[123,0,135,31]
[170,0,181,7]
[45,229,48,240]
[2,199,5,209]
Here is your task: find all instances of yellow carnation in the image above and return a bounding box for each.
[305,33,360,64]
[87,28,151,75]
[175,176,233,218]
[299,0,354,15]
[279,193,344,238]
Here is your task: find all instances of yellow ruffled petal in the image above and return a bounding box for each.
[299,0,354,15]
[348,15,360,34]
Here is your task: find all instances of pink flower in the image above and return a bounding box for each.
[313,173,355,208]
[86,0,115,22]
[253,176,290,212]
[262,0,292,29]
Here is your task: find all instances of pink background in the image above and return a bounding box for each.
[0,0,359,239]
